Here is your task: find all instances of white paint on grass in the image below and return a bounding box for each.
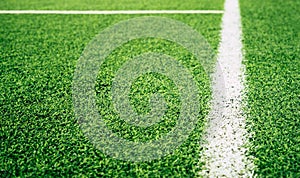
[199,0,254,177]
[0,10,224,15]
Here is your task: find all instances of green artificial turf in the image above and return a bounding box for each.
[0,0,224,10]
[0,14,222,177]
[240,0,300,177]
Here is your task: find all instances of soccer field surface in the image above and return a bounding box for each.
[0,0,299,177]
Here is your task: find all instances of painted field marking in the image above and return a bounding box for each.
[199,0,254,177]
[0,10,224,15]
[1,5,254,175]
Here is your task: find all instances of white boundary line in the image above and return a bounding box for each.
[199,0,254,177]
[0,10,224,15]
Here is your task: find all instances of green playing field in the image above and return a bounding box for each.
[0,0,298,177]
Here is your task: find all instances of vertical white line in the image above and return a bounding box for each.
[199,0,254,177]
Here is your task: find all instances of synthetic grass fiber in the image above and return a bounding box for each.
[0,13,222,177]
[240,0,300,177]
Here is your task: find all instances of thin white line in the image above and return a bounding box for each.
[0,10,224,14]
[199,0,254,177]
